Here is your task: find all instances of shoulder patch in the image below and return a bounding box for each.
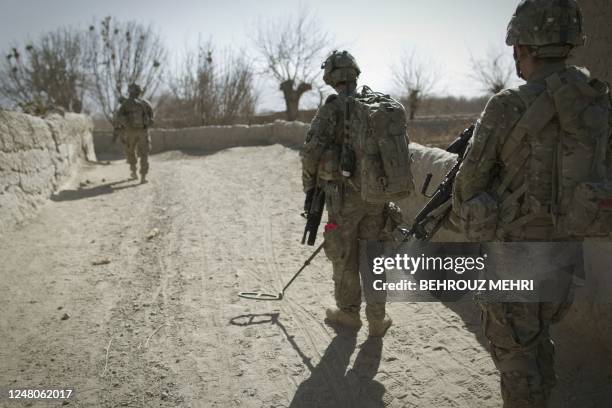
[324,94,338,105]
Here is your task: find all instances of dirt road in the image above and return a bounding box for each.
[1,145,610,407]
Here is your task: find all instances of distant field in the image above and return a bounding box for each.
[407,114,478,148]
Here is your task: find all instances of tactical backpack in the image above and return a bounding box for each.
[497,67,612,238]
[348,86,414,203]
[119,98,153,129]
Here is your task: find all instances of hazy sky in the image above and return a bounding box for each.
[0,0,522,112]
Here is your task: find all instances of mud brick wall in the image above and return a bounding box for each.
[93,120,309,156]
[573,0,612,82]
[0,110,96,233]
[93,117,476,156]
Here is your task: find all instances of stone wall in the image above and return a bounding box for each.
[572,0,612,81]
[92,117,474,156]
[0,111,96,233]
[94,120,309,156]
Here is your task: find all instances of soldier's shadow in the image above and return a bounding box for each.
[229,313,387,408]
[289,335,386,408]
[51,178,140,201]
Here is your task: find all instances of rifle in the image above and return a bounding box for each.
[397,124,475,242]
[301,187,326,246]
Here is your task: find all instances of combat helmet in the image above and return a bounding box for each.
[128,83,143,97]
[506,0,585,58]
[321,50,361,87]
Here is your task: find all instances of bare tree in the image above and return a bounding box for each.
[84,16,166,122]
[164,42,216,126]
[160,42,259,126]
[469,48,514,95]
[0,28,87,114]
[254,7,330,121]
[217,54,259,123]
[392,50,439,120]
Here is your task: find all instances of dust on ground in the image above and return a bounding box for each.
[1,145,610,407]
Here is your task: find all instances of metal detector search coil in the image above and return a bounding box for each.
[238,242,324,301]
[238,291,283,301]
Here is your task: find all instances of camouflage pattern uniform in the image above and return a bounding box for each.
[114,84,154,183]
[452,1,596,406]
[301,51,397,336]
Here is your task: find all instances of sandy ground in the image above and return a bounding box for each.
[1,145,611,408]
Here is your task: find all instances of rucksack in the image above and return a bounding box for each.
[119,98,153,128]
[348,86,414,203]
[497,67,612,238]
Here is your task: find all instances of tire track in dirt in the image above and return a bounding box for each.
[93,168,186,407]
[157,157,242,408]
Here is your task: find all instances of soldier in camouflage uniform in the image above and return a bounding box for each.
[301,51,396,337]
[452,1,609,406]
[113,83,154,183]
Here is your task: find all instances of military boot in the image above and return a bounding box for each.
[368,315,392,337]
[325,307,362,330]
[140,173,147,184]
[130,170,137,180]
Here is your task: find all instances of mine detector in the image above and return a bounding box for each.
[238,184,325,301]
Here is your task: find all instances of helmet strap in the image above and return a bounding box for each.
[513,47,525,80]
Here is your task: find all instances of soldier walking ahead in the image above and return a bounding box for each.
[113,83,154,184]
[301,51,413,337]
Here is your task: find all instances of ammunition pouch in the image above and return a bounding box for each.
[317,145,342,181]
[381,202,404,240]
